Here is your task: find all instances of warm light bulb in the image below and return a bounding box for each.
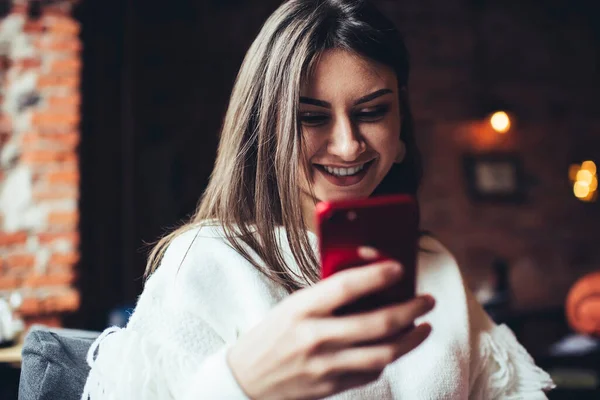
[581,160,597,176]
[583,188,597,202]
[576,170,594,186]
[490,111,511,133]
[590,176,598,192]
[574,181,591,198]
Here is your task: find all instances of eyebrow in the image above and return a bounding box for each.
[299,88,393,109]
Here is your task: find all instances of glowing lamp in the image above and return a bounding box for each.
[490,111,511,134]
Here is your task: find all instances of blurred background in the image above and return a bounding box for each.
[0,0,599,398]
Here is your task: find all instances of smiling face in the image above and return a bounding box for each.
[298,49,402,227]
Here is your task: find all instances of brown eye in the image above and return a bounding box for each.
[354,105,390,122]
[299,112,330,127]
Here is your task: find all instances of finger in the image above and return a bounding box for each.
[316,295,435,346]
[356,246,379,260]
[327,323,432,374]
[297,261,403,316]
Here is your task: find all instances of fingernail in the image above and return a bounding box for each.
[357,246,379,260]
[423,295,435,308]
[387,261,403,275]
[418,322,432,334]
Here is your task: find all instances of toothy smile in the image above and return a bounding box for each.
[314,159,376,177]
[322,164,365,177]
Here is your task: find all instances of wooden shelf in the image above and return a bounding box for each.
[0,341,23,365]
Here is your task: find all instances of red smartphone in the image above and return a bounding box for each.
[316,194,419,315]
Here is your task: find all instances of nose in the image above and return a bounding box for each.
[327,117,366,161]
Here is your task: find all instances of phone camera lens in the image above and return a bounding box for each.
[347,211,357,221]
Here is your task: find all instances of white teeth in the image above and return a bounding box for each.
[323,163,365,177]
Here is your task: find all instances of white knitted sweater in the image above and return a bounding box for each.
[81,224,555,399]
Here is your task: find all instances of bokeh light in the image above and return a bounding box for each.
[490,111,511,134]
[574,181,590,199]
[576,169,593,185]
[570,160,598,202]
[581,160,597,176]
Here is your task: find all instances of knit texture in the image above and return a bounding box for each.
[81,225,554,399]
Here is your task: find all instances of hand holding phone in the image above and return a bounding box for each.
[316,194,419,315]
[228,196,428,399]
[228,258,434,400]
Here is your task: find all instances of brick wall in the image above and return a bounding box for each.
[72,0,598,321]
[376,0,600,310]
[0,0,80,328]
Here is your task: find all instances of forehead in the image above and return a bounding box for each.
[301,49,397,98]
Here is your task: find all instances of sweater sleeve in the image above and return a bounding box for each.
[80,228,251,400]
[467,287,556,399]
[80,326,249,400]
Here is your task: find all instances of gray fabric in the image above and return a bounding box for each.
[18,326,100,400]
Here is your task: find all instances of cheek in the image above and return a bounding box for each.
[300,128,327,163]
[364,123,400,159]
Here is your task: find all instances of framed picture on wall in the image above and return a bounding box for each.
[463,153,526,203]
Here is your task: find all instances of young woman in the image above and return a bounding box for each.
[82,1,555,398]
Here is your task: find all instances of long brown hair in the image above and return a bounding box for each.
[145,0,422,293]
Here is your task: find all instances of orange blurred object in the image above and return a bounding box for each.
[566,272,600,336]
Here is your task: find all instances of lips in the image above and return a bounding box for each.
[322,163,365,176]
[314,159,376,187]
